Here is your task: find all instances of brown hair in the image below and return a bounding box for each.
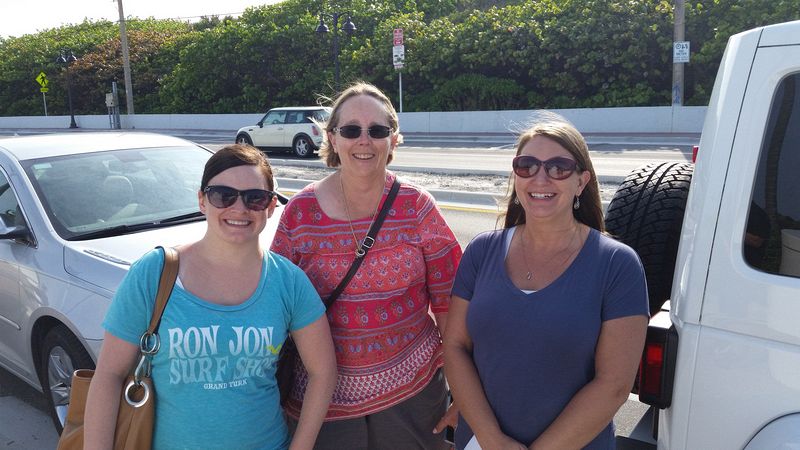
[501,117,605,231]
[318,81,403,168]
[201,144,274,191]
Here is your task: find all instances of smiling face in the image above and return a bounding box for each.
[328,94,397,178]
[514,135,590,225]
[199,164,275,245]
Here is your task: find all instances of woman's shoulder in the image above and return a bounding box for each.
[266,250,299,271]
[284,181,319,207]
[266,250,314,278]
[129,247,168,274]
[392,172,431,200]
[465,228,507,253]
[593,230,643,266]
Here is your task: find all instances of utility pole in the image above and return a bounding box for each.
[672,0,685,106]
[116,0,135,116]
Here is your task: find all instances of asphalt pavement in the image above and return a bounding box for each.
[0,126,696,209]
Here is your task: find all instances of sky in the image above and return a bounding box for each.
[0,0,282,39]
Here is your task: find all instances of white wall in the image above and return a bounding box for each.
[0,106,706,135]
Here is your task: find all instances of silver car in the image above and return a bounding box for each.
[0,132,279,433]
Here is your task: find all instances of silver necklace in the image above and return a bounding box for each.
[520,225,580,280]
[340,173,382,257]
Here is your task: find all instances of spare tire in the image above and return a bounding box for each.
[605,162,693,315]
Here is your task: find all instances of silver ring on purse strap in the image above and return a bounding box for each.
[139,332,160,354]
[124,379,150,407]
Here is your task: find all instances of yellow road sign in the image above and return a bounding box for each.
[36,72,49,88]
[40,87,49,93]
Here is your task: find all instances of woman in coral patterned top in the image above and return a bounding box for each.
[270,82,462,449]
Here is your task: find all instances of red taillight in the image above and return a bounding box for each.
[640,343,664,396]
[636,319,677,409]
[312,126,320,136]
[692,145,699,163]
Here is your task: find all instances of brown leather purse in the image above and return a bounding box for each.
[57,246,179,450]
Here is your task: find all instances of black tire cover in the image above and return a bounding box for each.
[605,162,693,315]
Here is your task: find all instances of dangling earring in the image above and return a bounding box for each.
[573,196,580,210]
[513,197,520,205]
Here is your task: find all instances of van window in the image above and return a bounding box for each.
[744,73,800,277]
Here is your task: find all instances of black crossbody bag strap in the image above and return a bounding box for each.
[324,179,400,308]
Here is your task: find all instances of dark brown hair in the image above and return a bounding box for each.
[318,81,403,168]
[201,144,274,191]
[501,118,605,232]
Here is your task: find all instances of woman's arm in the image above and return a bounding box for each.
[443,296,526,450]
[288,315,337,450]
[529,315,648,450]
[83,332,141,450]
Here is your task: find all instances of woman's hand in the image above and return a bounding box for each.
[433,399,459,433]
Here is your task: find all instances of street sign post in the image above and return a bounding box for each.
[392,28,404,113]
[35,72,49,116]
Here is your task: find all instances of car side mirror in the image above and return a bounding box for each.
[0,222,29,240]
[257,120,264,128]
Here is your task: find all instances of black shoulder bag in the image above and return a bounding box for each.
[277,179,401,406]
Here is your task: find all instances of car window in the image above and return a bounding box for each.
[24,146,211,239]
[263,111,287,125]
[286,112,305,124]
[312,109,330,122]
[743,72,800,278]
[0,169,22,229]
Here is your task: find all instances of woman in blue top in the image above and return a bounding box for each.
[444,115,649,449]
[84,144,337,449]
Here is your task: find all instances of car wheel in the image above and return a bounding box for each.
[236,134,253,146]
[605,162,693,315]
[292,135,314,158]
[40,324,95,433]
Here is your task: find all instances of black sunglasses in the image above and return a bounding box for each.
[204,185,283,211]
[512,155,579,180]
[333,125,393,139]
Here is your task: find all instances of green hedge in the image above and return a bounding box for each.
[1,0,797,115]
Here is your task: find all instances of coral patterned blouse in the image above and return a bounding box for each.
[270,172,462,420]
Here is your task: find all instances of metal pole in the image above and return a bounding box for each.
[117,0,135,117]
[672,0,685,106]
[112,81,121,129]
[333,13,340,91]
[66,66,78,128]
[399,72,403,113]
[42,92,48,116]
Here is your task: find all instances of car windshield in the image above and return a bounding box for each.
[22,145,211,240]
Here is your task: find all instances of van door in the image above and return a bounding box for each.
[687,44,800,448]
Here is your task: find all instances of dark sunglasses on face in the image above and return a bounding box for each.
[333,125,393,139]
[512,155,579,180]
[203,185,278,211]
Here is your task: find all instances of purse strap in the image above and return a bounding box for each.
[146,246,180,335]
[324,179,400,308]
[133,246,179,383]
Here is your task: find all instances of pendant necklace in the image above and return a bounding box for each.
[520,225,580,281]
[340,173,383,257]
